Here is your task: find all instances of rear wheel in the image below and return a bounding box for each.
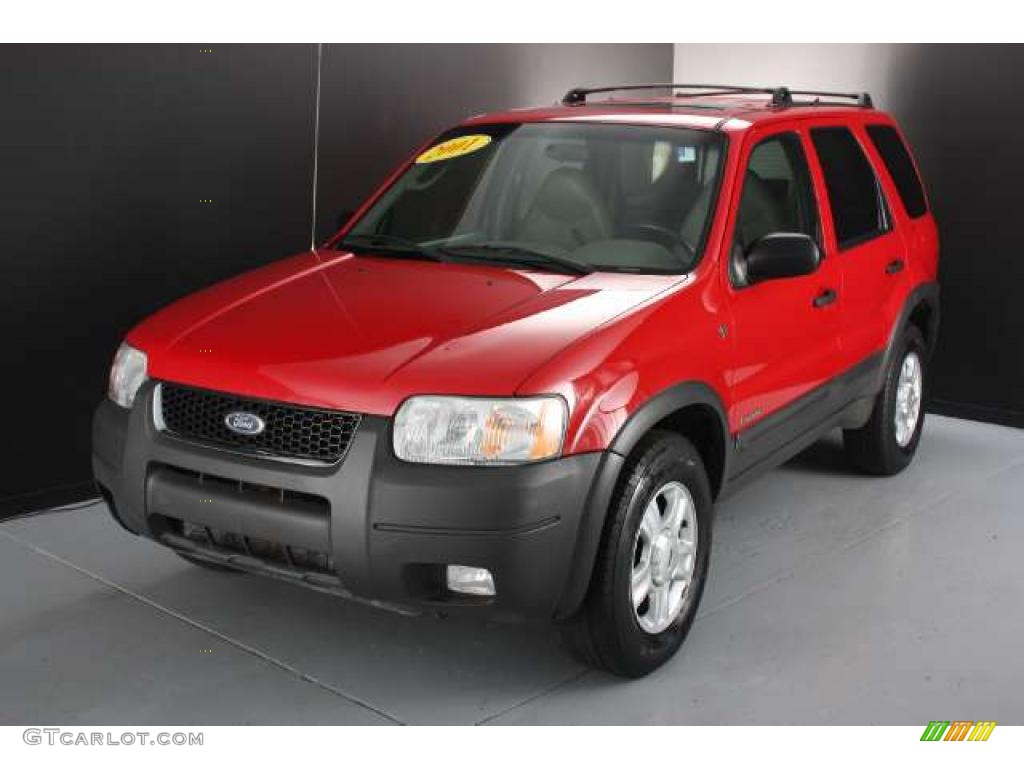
[560,431,712,678]
[844,327,927,475]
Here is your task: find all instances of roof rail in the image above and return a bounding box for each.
[562,84,789,106]
[561,84,873,110]
[780,88,874,109]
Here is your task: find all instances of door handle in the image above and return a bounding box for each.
[885,258,905,275]
[812,289,837,308]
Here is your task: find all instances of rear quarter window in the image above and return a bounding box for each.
[866,124,928,218]
[811,126,890,249]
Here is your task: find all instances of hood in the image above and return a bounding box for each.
[130,250,681,415]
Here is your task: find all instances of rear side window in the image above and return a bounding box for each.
[866,124,928,218]
[811,126,889,249]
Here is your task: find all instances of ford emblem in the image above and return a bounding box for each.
[224,411,266,436]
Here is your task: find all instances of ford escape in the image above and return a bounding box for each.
[94,84,939,677]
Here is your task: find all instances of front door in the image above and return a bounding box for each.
[723,126,842,473]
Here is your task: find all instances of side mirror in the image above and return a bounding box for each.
[744,233,821,285]
[335,209,356,232]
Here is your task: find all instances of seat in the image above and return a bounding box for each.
[515,167,612,252]
[680,170,788,256]
[679,182,713,251]
[728,171,792,286]
[735,170,787,249]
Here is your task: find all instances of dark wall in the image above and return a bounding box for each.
[0,44,318,512]
[888,45,1024,427]
[0,43,672,514]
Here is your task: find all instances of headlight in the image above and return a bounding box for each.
[393,395,567,465]
[108,343,148,408]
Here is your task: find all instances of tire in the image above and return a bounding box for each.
[175,551,243,573]
[560,431,713,678]
[843,326,927,475]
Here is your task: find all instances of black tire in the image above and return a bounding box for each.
[559,431,713,678]
[843,326,927,475]
[175,551,243,573]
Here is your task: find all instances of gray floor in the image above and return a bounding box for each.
[2,414,1022,725]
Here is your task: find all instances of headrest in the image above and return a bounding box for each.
[531,167,603,221]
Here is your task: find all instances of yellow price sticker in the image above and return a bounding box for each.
[416,134,492,164]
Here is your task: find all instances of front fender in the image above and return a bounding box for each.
[554,379,730,619]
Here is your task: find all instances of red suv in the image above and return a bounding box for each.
[94,84,939,677]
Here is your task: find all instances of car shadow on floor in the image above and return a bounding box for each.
[782,432,851,476]
[135,552,582,723]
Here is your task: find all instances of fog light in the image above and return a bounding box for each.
[446,565,495,596]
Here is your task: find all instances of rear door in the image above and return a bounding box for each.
[808,121,910,371]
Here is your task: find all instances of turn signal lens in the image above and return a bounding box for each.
[108,343,148,409]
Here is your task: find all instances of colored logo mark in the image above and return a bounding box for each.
[920,721,996,741]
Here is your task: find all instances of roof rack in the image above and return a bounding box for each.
[561,84,873,110]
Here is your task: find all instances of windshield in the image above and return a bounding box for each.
[341,122,726,274]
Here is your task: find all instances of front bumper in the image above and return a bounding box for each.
[92,382,604,621]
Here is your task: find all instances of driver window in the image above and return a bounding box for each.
[734,133,819,255]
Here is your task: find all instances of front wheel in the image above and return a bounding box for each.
[560,431,712,678]
[844,327,927,475]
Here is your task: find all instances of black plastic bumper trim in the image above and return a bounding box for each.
[93,381,604,622]
[373,516,561,537]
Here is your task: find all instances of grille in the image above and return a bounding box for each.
[158,383,361,464]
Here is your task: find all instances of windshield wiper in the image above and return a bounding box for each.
[439,243,594,275]
[336,233,448,263]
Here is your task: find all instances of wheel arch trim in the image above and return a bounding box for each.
[880,281,940,391]
[608,380,729,484]
[555,380,729,619]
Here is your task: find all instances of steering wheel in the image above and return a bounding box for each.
[620,222,695,264]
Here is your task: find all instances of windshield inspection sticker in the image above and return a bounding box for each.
[415,134,492,164]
